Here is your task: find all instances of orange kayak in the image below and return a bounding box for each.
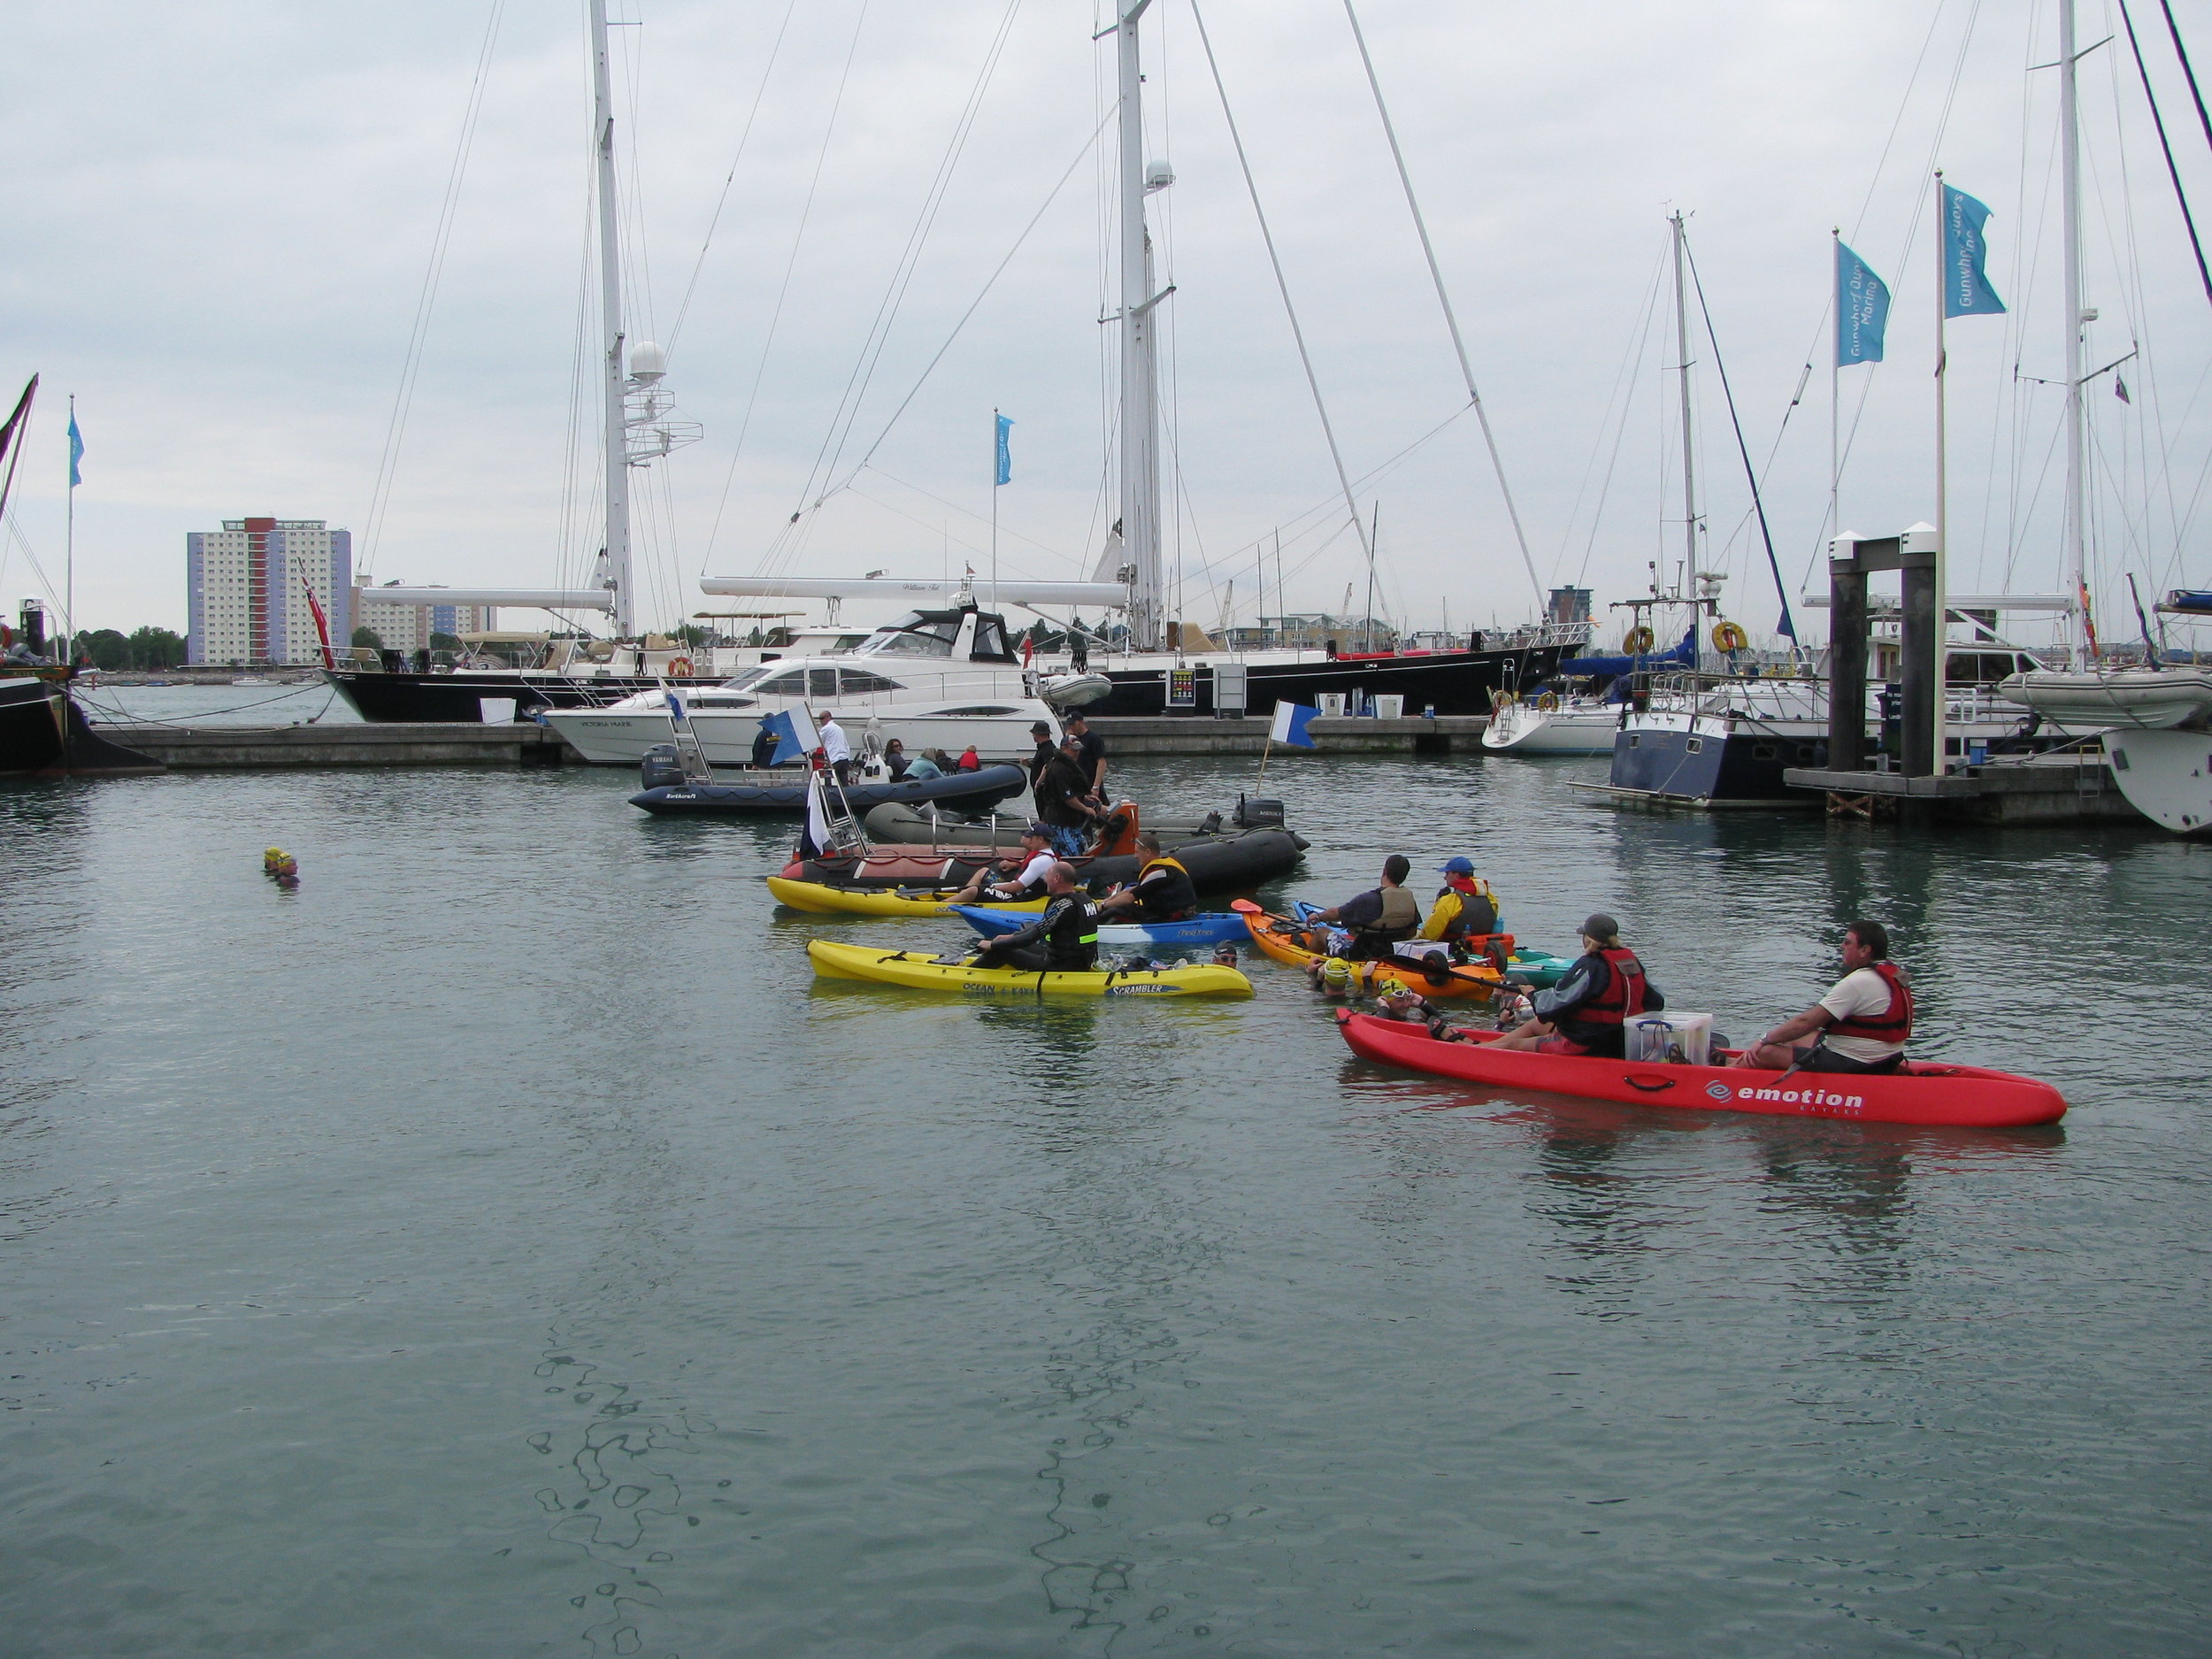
[1236,904,1505,1001]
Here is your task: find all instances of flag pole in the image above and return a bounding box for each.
[65,393,75,662]
[1932,172,1950,773]
[1829,232,1840,549]
[990,407,1000,611]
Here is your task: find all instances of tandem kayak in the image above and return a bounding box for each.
[1335,1010,2068,1127]
[1236,904,1508,1000]
[780,827,1304,893]
[766,878,1046,917]
[954,905,1249,949]
[807,939,1254,998]
[632,762,1026,818]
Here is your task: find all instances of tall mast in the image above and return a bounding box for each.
[2058,0,2089,667]
[1669,212,1700,603]
[1114,0,1163,652]
[590,0,634,639]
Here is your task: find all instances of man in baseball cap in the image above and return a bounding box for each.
[1490,912,1664,1058]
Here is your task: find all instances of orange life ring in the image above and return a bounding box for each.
[1711,621,1748,653]
[1624,626,1655,654]
[666,657,695,678]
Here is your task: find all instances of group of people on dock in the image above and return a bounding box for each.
[1308,855,1913,1074]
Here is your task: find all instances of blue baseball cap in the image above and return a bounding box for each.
[1438,856,1476,876]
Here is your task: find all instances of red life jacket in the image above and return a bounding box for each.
[1576,947,1649,1027]
[1830,961,1913,1042]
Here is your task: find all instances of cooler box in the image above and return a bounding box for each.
[1625,1012,1712,1066]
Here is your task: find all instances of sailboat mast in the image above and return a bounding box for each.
[2058,0,2089,668]
[590,0,634,640]
[1669,212,1700,626]
[1115,0,1163,652]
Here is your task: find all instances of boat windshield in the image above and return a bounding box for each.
[720,664,779,691]
[854,613,958,658]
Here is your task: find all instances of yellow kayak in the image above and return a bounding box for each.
[807,939,1253,998]
[766,877,1048,917]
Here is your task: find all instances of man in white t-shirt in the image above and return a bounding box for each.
[1733,919,1913,1073]
[950,824,1058,904]
[818,712,853,784]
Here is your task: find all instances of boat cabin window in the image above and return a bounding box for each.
[855,612,959,658]
[721,665,777,692]
[808,667,839,700]
[838,668,904,695]
[757,669,809,695]
[972,617,1011,660]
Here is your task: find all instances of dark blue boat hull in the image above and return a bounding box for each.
[631,763,1028,817]
[1609,723,1827,803]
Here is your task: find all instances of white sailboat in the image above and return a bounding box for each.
[1991,0,2212,832]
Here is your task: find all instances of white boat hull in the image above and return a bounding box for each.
[2104,729,2212,833]
[1481,701,1620,754]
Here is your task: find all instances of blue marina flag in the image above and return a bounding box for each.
[1940,185,2006,318]
[66,411,83,488]
[1835,242,1891,365]
[665,688,689,727]
[994,413,1013,486]
[1268,701,1318,749]
[763,706,820,764]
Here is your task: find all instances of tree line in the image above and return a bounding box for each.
[73,626,190,670]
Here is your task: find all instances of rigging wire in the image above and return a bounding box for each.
[1338,0,1543,605]
[747,106,1117,562]
[695,0,876,571]
[783,0,1026,565]
[1188,2,1376,596]
[1681,236,1799,647]
[664,0,801,356]
[359,0,506,582]
[2117,0,2212,306]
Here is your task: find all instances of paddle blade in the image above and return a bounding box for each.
[1229,898,1263,914]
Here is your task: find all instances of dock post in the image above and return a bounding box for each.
[1826,537,1870,774]
[1899,539,1939,778]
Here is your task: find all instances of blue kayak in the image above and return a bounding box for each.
[954,905,1251,949]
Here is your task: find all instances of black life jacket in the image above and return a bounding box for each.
[1831,961,1913,1042]
[1133,856,1197,920]
[1575,947,1650,1027]
[1043,895,1101,971]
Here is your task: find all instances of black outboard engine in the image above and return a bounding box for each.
[1233,794,1285,829]
[640,743,686,791]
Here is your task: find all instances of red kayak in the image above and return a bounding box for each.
[1335,1010,2067,1128]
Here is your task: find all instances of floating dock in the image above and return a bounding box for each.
[1785,750,2141,825]
[89,722,572,770]
[1082,714,1486,755]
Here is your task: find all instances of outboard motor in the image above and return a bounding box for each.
[640,743,686,791]
[1233,794,1285,829]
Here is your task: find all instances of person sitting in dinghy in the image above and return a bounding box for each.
[1489,913,1661,1058]
[969,863,1099,973]
[1731,919,1910,1074]
[1096,831,1199,923]
[903,748,948,781]
[950,824,1058,905]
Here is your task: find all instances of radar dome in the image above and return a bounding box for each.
[628,340,667,382]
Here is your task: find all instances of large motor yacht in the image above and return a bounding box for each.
[541,602,1105,766]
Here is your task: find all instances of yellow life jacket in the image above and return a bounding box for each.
[1420,877,1499,941]
[1137,855,1189,881]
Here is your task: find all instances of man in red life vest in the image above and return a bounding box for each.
[1732,918,1910,1074]
[1490,912,1662,1058]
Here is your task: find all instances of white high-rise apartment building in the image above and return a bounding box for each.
[186,518,352,666]
[351,583,491,656]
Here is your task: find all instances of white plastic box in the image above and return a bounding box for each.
[1373,694,1405,718]
[1317,692,1349,717]
[1625,1012,1712,1066]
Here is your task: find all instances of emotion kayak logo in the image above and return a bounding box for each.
[1705,1080,1732,1102]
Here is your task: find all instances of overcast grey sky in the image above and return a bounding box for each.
[5,0,2207,647]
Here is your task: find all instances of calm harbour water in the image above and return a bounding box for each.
[3,733,2209,1656]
